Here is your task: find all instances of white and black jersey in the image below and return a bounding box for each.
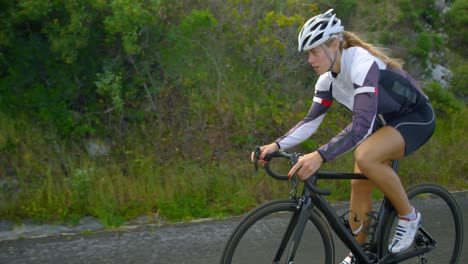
[276,46,430,162]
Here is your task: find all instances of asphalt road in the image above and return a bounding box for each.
[0,192,466,264]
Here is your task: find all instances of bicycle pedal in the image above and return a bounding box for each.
[415,233,428,247]
[419,255,428,264]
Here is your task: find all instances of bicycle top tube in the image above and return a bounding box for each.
[254,146,368,195]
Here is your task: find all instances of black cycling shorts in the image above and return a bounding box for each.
[375,103,436,156]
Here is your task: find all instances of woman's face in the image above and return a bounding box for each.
[305,39,340,75]
[306,46,330,75]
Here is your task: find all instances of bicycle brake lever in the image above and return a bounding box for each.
[253,146,261,176]
[289,153,302,166]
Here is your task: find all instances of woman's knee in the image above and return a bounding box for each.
[355,127,405,168]
[354,146,374,172]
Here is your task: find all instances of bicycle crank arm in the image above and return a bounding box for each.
[379,247,434,264]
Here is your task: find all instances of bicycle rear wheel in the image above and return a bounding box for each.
[379,183,463,263]
[220,199,334,263]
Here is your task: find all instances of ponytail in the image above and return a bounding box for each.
[342,31,403,69]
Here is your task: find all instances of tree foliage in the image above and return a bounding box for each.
[1,0,164,137]
[444,0,468,56]
[0,0,466,223]
[0,0,465,156]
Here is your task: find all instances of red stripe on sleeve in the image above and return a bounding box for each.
[321,99,333,107]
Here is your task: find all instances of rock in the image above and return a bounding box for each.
[85,139,110,157]
[430,63,452,89]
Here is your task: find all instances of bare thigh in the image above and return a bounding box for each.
[355,126,405,167]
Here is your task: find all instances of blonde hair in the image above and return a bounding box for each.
[327,31,403,69]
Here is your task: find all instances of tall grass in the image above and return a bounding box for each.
[0,108,466,226]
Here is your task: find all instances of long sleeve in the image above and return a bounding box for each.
[317,91,378,161]
[275,88,333,150]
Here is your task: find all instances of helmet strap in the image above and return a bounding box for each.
[321,40,342,72]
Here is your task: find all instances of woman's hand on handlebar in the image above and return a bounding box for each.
[251,143,279,165]
[288,151,323,180]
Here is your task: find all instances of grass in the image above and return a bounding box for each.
[0,107,466,227]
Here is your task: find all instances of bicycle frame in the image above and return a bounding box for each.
[285,171,435,264]
[254,148,437,263]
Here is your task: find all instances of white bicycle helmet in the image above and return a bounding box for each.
[298,9,344,52]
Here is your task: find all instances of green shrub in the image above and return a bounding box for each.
[448,61,468,100]
[444,0,468,52]
[410,32,433,59]
[335,0,358,24]
[424,81,463,115]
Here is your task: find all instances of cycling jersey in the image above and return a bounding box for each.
[275,46,429,162]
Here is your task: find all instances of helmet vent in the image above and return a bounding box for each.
[297,9,344,51]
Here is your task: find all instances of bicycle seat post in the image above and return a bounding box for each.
[391,160,400,171]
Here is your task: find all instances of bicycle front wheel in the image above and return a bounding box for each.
[380,183,464,263]
[220,199,334,264]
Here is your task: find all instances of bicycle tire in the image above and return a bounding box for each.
[220,199,335,263]
[379,183,463,263]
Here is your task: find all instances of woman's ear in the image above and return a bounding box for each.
[332,38,340,50]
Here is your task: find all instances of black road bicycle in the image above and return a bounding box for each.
[220,147,463,263]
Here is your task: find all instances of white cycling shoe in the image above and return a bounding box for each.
[340,253,355,264]
[341,211,422,263]
[389,211,423,253]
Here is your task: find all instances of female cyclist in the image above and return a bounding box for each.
[254,9,435,264]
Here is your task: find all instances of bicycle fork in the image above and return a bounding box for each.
[273,196,313,264]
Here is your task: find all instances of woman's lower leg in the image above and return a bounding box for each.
[349,178,374,244]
